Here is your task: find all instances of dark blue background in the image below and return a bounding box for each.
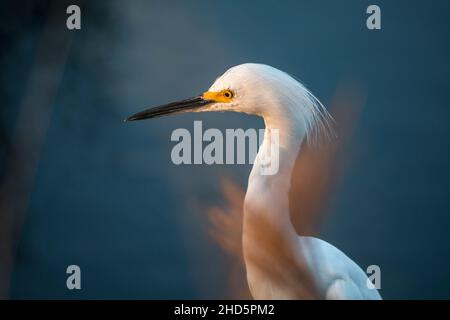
[1,0,449,299]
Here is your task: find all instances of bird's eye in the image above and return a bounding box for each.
[223,90,234,99]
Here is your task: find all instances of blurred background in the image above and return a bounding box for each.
[1,0,449,299]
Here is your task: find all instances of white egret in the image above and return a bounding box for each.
[126,63,382,300]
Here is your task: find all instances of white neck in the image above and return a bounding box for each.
[242,112,311,298]
[243,112,306,244]
[245,112,306,224]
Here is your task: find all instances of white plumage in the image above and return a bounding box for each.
[127,63,382,300]
[209,64,381,299]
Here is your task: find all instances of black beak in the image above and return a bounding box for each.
[125,95,214,122]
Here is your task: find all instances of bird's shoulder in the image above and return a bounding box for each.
[298,236,381,299]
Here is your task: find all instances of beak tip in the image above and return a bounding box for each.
[125,95,210,123]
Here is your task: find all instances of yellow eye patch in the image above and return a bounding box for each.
[203,89,234,103]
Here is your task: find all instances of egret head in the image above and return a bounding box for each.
[126,63,333,142]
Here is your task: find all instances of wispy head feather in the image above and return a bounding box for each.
[284,71,336,146]
[302,86,336,146]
